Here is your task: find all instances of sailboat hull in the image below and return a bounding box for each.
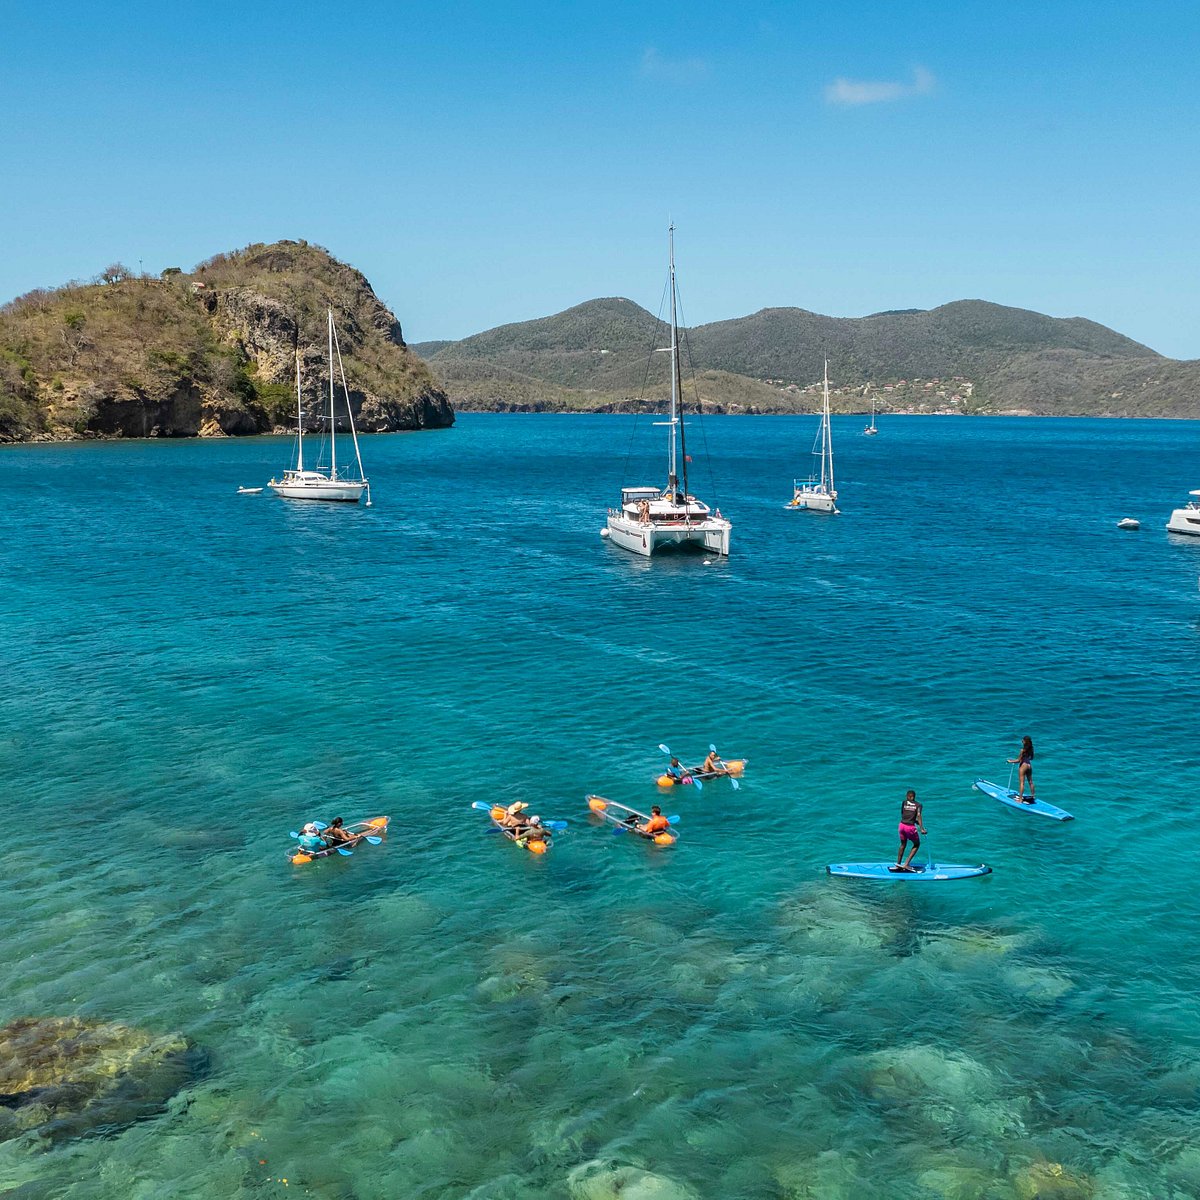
[606,514,731,557]
[788,492,838,514]
[269,479,367,502]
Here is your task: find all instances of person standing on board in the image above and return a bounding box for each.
[890,790,926,872]
[1008,736,1035,803]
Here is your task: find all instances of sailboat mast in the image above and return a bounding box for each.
[295,343,304,472]
[823,358,835,493]
[327,308,338,478]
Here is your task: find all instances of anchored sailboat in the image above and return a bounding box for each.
[269,308,371,505]
[788,359,838,513]
[603,226,731,557]
[863,398,878,436]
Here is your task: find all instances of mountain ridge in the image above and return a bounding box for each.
[414,297,1195,418]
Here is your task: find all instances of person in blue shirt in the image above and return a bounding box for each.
[297,823,326,853]
[665,757,685,781]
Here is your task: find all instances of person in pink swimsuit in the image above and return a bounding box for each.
[890,789,926,872]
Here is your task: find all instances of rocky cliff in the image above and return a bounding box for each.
[0,240,454,443]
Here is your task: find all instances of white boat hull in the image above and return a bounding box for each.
[788,490,838,514]
[269,479,366,503]
[606,514,731,557]
[1166,507,1200,536]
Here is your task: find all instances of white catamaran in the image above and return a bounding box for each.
[603,227,732,558]
[789,359,838,513]
[269,308,371,505]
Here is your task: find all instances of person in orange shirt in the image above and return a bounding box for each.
[638,805,671,836]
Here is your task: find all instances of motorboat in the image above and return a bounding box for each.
[1166,491,1200,536]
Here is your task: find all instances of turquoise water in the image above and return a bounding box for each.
[2,414,1200,1198]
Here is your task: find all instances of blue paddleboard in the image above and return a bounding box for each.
[827,861,992,881]
[973,778,1074,822]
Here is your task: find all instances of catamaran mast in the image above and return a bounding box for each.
[668,224,690,503]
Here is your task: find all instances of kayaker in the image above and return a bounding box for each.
[516,815,549,846]
[1007,736,1036,802]
[890,790,926,872]
[701,748,726,775]
[665,756,685,782]
[297,823,326,853]
[638,805,671,836]
[322,817,354,845]
[501,802,530,828]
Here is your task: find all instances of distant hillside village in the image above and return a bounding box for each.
[765,376,977,416]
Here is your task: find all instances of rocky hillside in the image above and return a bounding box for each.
[0,241,454,443]
[415,298,1200,418]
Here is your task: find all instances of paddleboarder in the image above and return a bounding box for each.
[1007,736,1035,802]
[890,790,926,873]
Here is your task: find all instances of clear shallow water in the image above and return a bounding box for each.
[1,414,1200,1198]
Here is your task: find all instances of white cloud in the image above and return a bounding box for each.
[640,47,710,84]
[824,66,935,106]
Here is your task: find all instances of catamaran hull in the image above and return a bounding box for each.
[606,515,731,557]
[269,481,366,502]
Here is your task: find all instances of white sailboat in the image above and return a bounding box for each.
[269,308,371,505]
[603,226,731,558]
[788,359,839,513]
[863,398,878,436]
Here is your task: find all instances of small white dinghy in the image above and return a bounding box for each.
[237,487,264,495]
[1117,517,1139,530]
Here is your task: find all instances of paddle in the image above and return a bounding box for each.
[710,743,739,790]
[658,744,702,790]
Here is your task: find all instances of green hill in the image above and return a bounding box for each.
[417,298,1200,417]
[0,241,453,443]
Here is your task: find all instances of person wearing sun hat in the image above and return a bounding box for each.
[500,801,529,829]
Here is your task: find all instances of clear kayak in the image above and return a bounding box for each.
[656,758,746,787]
[587,795,678,845]
[973,778,1074,822]
[480,803,552,854]
[288,817,389,865]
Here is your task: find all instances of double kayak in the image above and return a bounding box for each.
[656,758,747,787]
[476,802,553,854]
[973,778,1074,822]
[587,795,679,845]
[288,817,389,865]
[827,860,991,881]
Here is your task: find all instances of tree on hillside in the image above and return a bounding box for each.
[100,263,131,285]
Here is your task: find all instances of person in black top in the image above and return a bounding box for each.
[890,790,926,872]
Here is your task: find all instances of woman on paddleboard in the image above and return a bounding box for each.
[1008,736,1035,803]
[891,790,926,873]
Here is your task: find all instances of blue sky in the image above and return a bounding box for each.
[2,1,1198,355]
